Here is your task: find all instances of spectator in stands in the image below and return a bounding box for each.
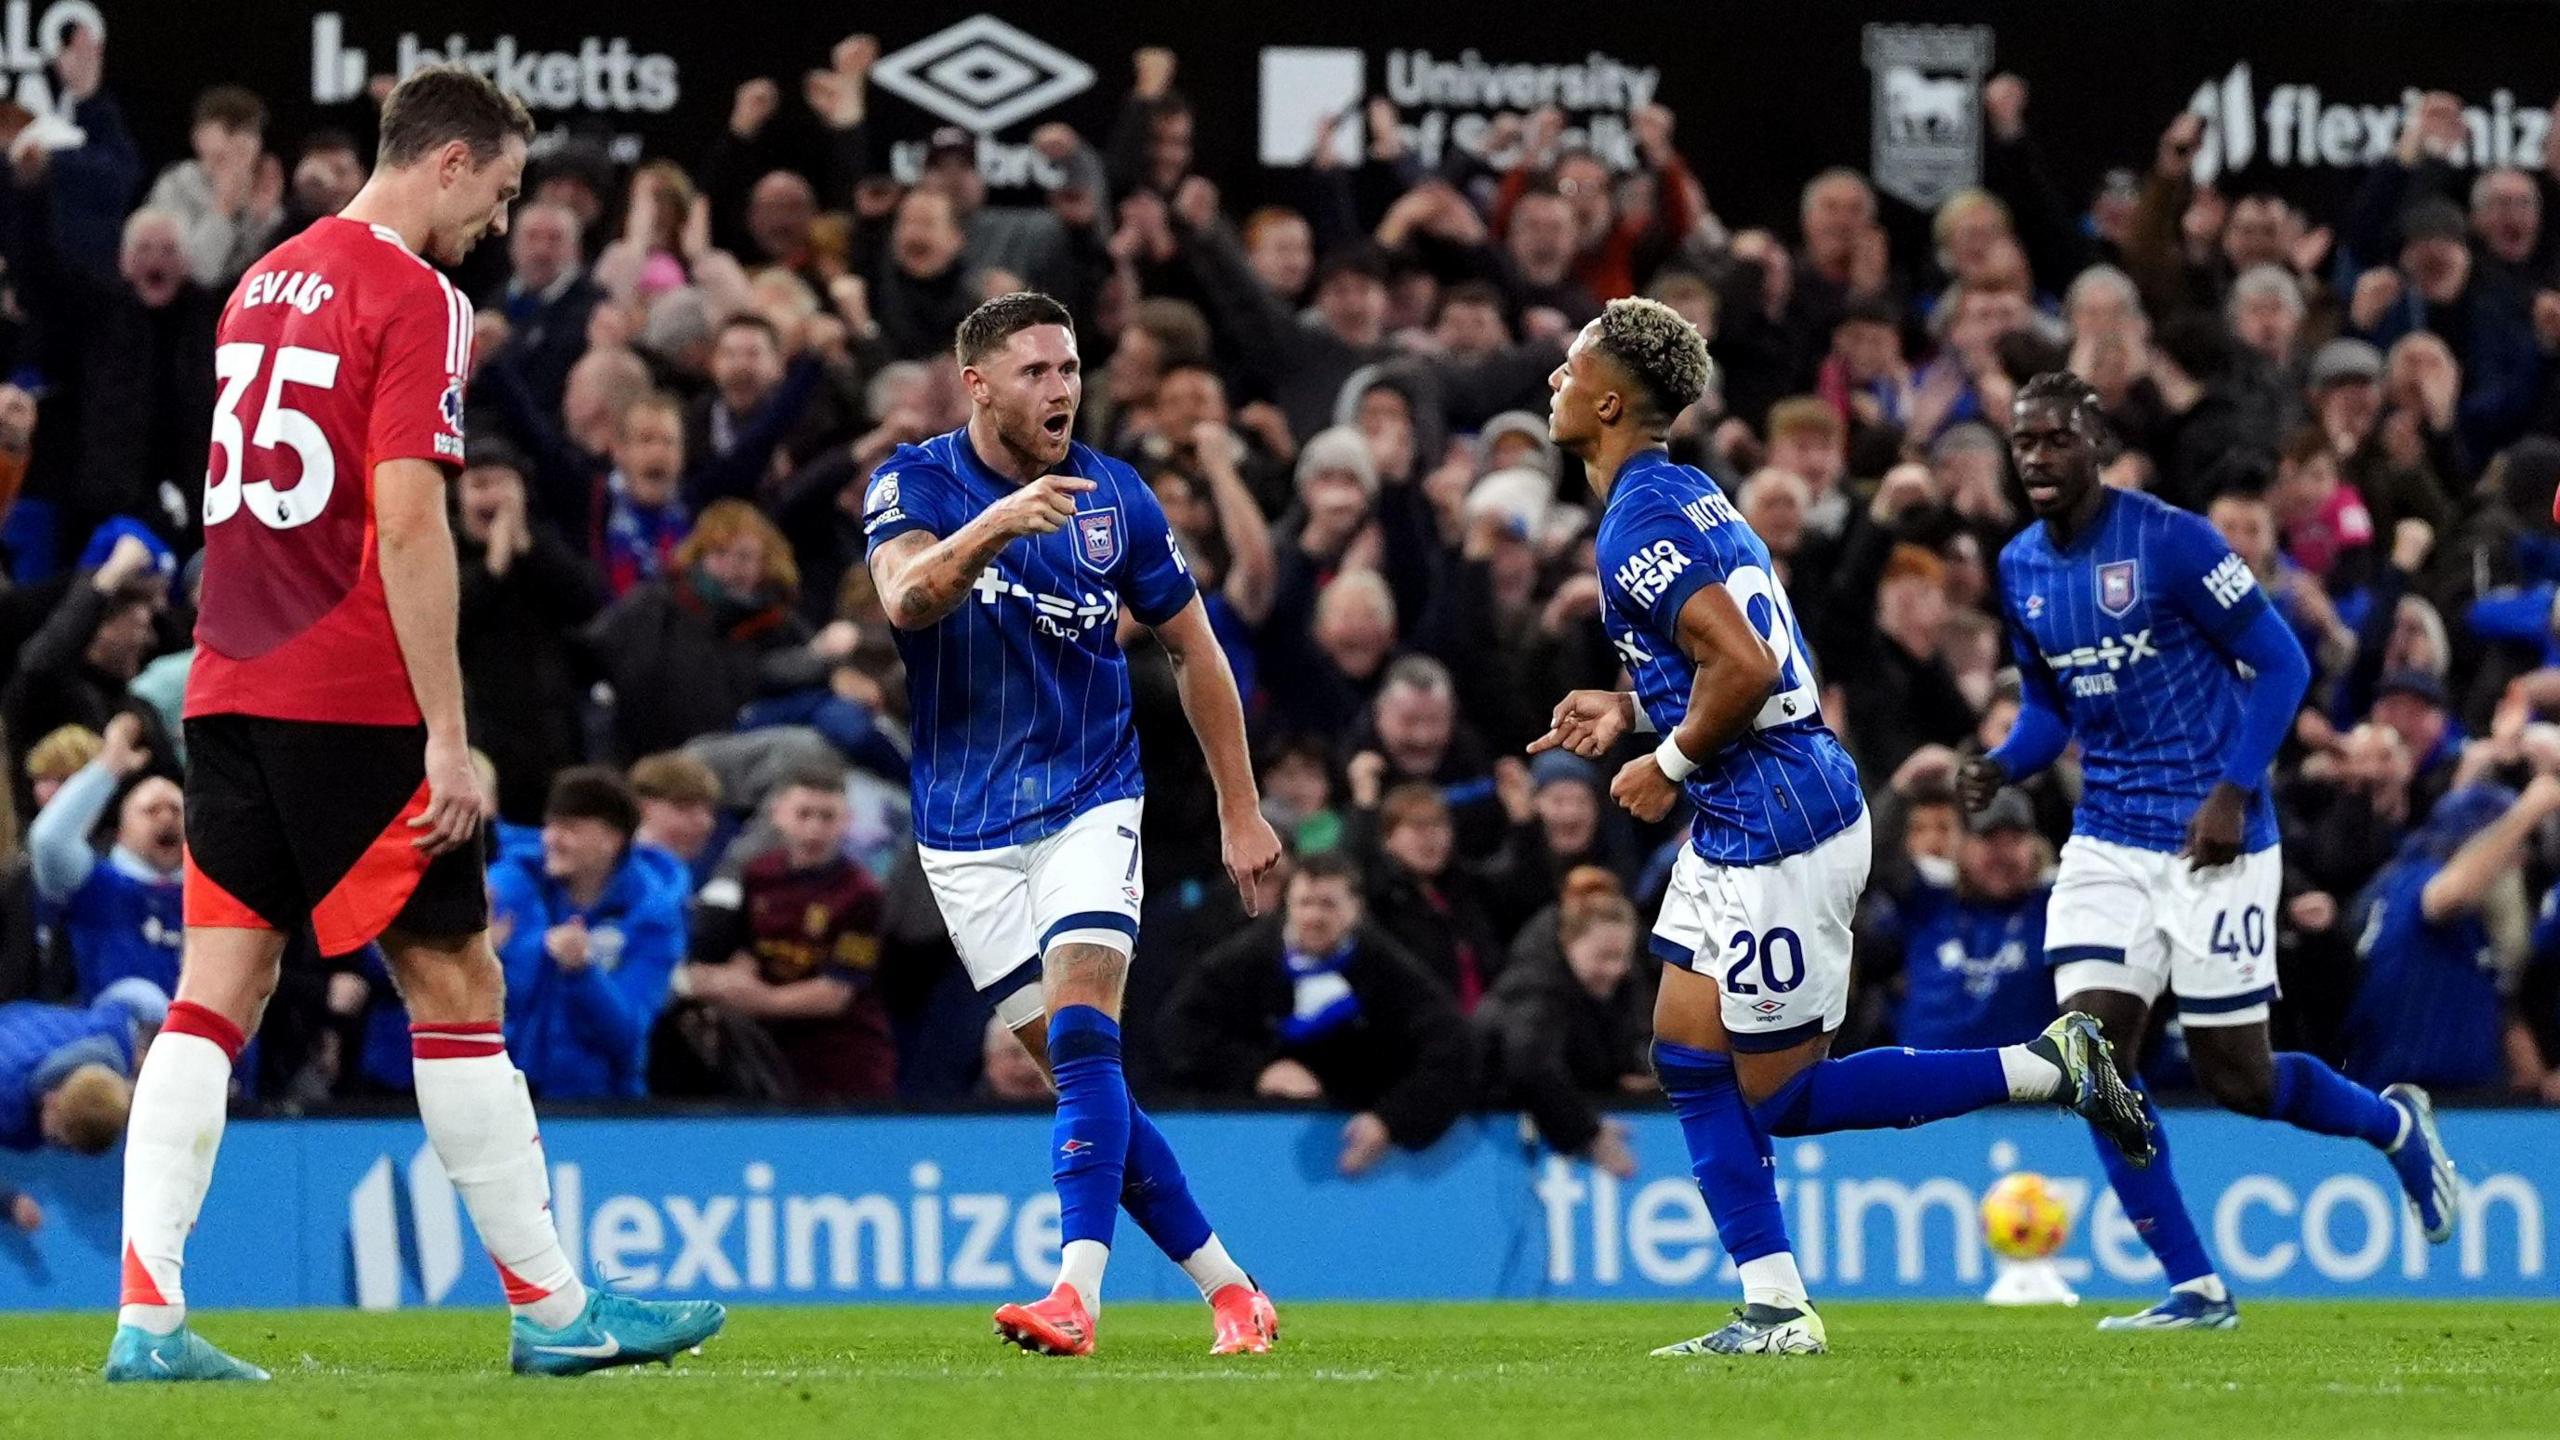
[686,315,833,505]
[491,767,687,1100]
[684,764,893,1100]
[1187,228,1396,441]
[1344,656,1506,857]
[0,977,163,1154]
[868,188,983,362]
[14,26,135,283]
[2346,779,2559,1091]
[488,201,604,420]
[146,85,282,290]
[595,392,693,596]
[631,751,727,890]
[1354,771,1544,1013]
[1164,852,1474,1174]
[0,191,218,543]
[1865,785,2057,1049]
[283,128,365,234]
[25,715,180,1000]
[2,530,165,765]
[916,122,1108,303]
[1477,869,1650,1176]
[454,443,605,824]
[583,500,859,762]
[2351,196,2544,459]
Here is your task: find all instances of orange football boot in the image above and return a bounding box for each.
[993,1284,1096,1356]
[1208,1283,1279,1355]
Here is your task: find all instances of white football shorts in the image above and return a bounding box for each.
[1649,810,1872,1051]
[916,796,1145,1030]
[2044,834,2282,1027]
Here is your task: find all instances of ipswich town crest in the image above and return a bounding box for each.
[1075,507,1121,572]
[2097,561,2139,617]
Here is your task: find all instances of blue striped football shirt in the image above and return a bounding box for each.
[1595,451,1866,866]
[1998,487,2280,855]
[863,428,1197,851]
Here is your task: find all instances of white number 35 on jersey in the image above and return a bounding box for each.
[206,341,342,530]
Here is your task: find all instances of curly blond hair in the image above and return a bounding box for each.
[1594,297,1714,423]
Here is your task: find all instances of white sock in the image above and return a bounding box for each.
[1178,1234,1251,1301]
[2173,1274,2230,1303]
[412,1044,587,1330]
[1058,1238,1110,1316]
[1999,1044,2066,1102]
[1737,1252,1811,1311]
[117,1030,234,1335]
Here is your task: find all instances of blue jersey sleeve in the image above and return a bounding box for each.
[1599,492,1723,639]
[2154,511,2274,646]
[861,448,960,553]
[1114,464,1201,627]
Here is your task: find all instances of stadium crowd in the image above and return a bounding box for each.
[8,28,2560,1189]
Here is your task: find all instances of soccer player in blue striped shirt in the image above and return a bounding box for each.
[865,293,1282,1357]
[1534,302,2148,1357]
[1962,372,2461,1331]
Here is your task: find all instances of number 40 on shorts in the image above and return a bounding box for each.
[2210,905,2268,959]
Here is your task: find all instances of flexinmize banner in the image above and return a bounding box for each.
[1,1109,2547,1310]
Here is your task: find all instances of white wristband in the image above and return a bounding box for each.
[1627,699,1657,735]
[1654,734,1699,783]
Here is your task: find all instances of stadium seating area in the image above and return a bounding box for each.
[7,27,2560,1171]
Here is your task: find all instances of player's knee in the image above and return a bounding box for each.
[177,930,286,1018]
[382,927,505,1022]
[2197,1052,2277,1117]
[1043,941,1129,1015]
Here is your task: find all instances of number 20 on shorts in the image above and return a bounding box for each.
[1723,927,1806,995]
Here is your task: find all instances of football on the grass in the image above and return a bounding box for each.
[1981,1172,2070,1260]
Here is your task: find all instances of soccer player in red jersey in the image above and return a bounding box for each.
[106,67,724,1383]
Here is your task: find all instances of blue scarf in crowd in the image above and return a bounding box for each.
[1281,939,1362,1045]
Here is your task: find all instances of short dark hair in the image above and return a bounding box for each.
[956,291,1074,367]
[1443,279,1505,313]
[462,433,530,476]
[717,313,784,351]
[2015,371,2104,431]
[1591,297,1715,425]
[545,765,640,837]
[193,85,266,134]
[377,65,535,170]
[1291,849,1364,892]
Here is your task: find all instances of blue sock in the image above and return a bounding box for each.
[1753,1048,2011,1136]
[1120,1099,1213,1262]
[2096,1080,2213,1286]
[2269,1052,2403,1150]
[1651,1041,1789,1264]
[1047,1006,1132,1249]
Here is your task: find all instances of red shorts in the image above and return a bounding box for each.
[183,715,488,954]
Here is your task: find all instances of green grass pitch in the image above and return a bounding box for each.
[3,1302,2554,1439]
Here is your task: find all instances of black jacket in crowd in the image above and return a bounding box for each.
[1161,917,1475,1151]
[582,570,825,763]
[460,523,607,822]
[1474,909,1653,1156]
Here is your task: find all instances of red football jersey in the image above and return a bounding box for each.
[186,217,472,725]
